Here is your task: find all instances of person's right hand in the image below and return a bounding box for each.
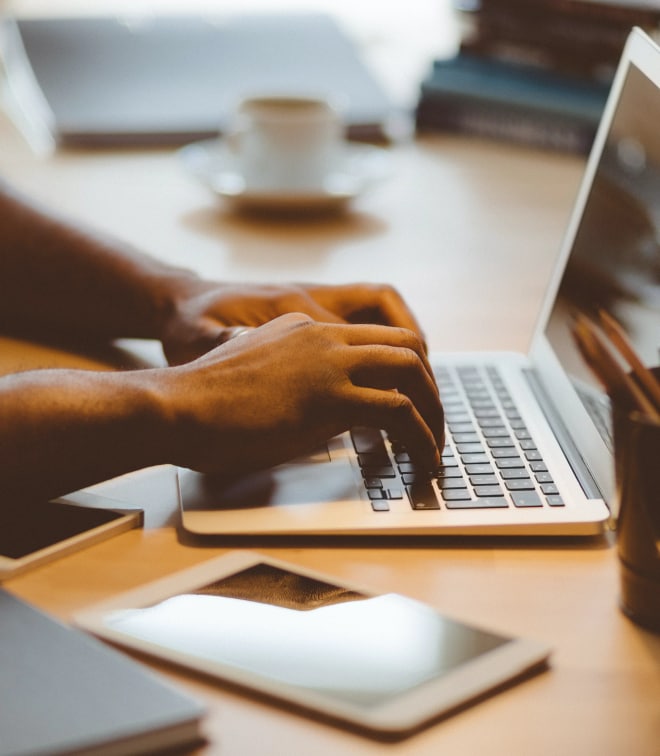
[151,313,444,479]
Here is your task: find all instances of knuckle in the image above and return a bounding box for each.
[389,390,414,417]
[371,282,398,297]
[399,342,423,370]
[403,329,425,352]
[283,311,314,327]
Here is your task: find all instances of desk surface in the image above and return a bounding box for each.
[1,12,659,753]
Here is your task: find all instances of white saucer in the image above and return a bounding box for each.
[178,138,392,213]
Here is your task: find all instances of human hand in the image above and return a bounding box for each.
[159,279,427,365]
[154,313,444,478]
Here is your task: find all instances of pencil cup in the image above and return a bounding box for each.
[612,369,660,633]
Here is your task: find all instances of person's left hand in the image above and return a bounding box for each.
[159,279,428,364]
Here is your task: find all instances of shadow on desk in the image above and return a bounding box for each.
[176,526,615,553]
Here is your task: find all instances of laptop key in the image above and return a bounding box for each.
[456,443,485,454]
[474,485,504,497]
[351,427,387,454]
[448,422,476,434]
[495,457,525,469]
[441,488,471,501]
[465,463,494,475]
[436,466,464,479]
[371,499,390,512]
[491,447,520,458]
[535,472,554,484]
[453,433,481,444]
[511,490,543,507]
[439,477,469,489]
[501,468,532,480]
[444,497,509,509]
[546,494,565,507]
[438,475,466,491]
[505,479,535,491]
[487,437,515,448]
[473,408,501,418]
[408,481,441,510]
[482,427,510,438]
[460,453,489,464]
[469,475,499,487]
[358,452,390,467]
[445,412,471,424]
[362,465,396,478]
[478,418,506,428]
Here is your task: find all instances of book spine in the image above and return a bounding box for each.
[454,0,660,27]
[465,9,637,51]
[458,37,621,82]
[424,57,609,123]
[416,97,596,154]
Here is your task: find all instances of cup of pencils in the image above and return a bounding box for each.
[573,312,660,633]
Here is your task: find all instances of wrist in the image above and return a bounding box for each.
[139,266,207,341]
[122,367,181,466]
[0,367,179,502]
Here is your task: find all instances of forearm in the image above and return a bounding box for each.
[0,179,203,343]
[0,368,168,502]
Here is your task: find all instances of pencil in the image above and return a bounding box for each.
[598,309,660,412]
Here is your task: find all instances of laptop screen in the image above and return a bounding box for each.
[543,61,660,449]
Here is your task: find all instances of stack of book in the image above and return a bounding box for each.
[416,0,660,153]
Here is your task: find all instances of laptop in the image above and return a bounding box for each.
[178,28,660,538]
[1,13,391,147]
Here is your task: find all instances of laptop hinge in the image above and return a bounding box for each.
[522,368,603,500]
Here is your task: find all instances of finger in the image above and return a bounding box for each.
[342,385,442,469]
[286,300,346,325]
[163,317,226,365]
[336,323,437,388]
[311,283,427,343]
[346,345,445,450]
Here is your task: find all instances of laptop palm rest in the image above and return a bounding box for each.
[178,439,362,534]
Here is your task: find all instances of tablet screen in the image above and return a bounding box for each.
[101,562,511,708]
[0,499,126,559]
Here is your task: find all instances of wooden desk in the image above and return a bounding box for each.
[1,49,659,756]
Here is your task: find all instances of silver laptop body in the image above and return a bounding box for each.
[179,28,660,537]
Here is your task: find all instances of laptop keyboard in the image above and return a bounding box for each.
[351,364,566,512]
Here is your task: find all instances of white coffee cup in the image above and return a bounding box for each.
[227,95,343,191]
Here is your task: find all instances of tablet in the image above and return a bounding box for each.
[0,491,142,580]
[75,551,551,738]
